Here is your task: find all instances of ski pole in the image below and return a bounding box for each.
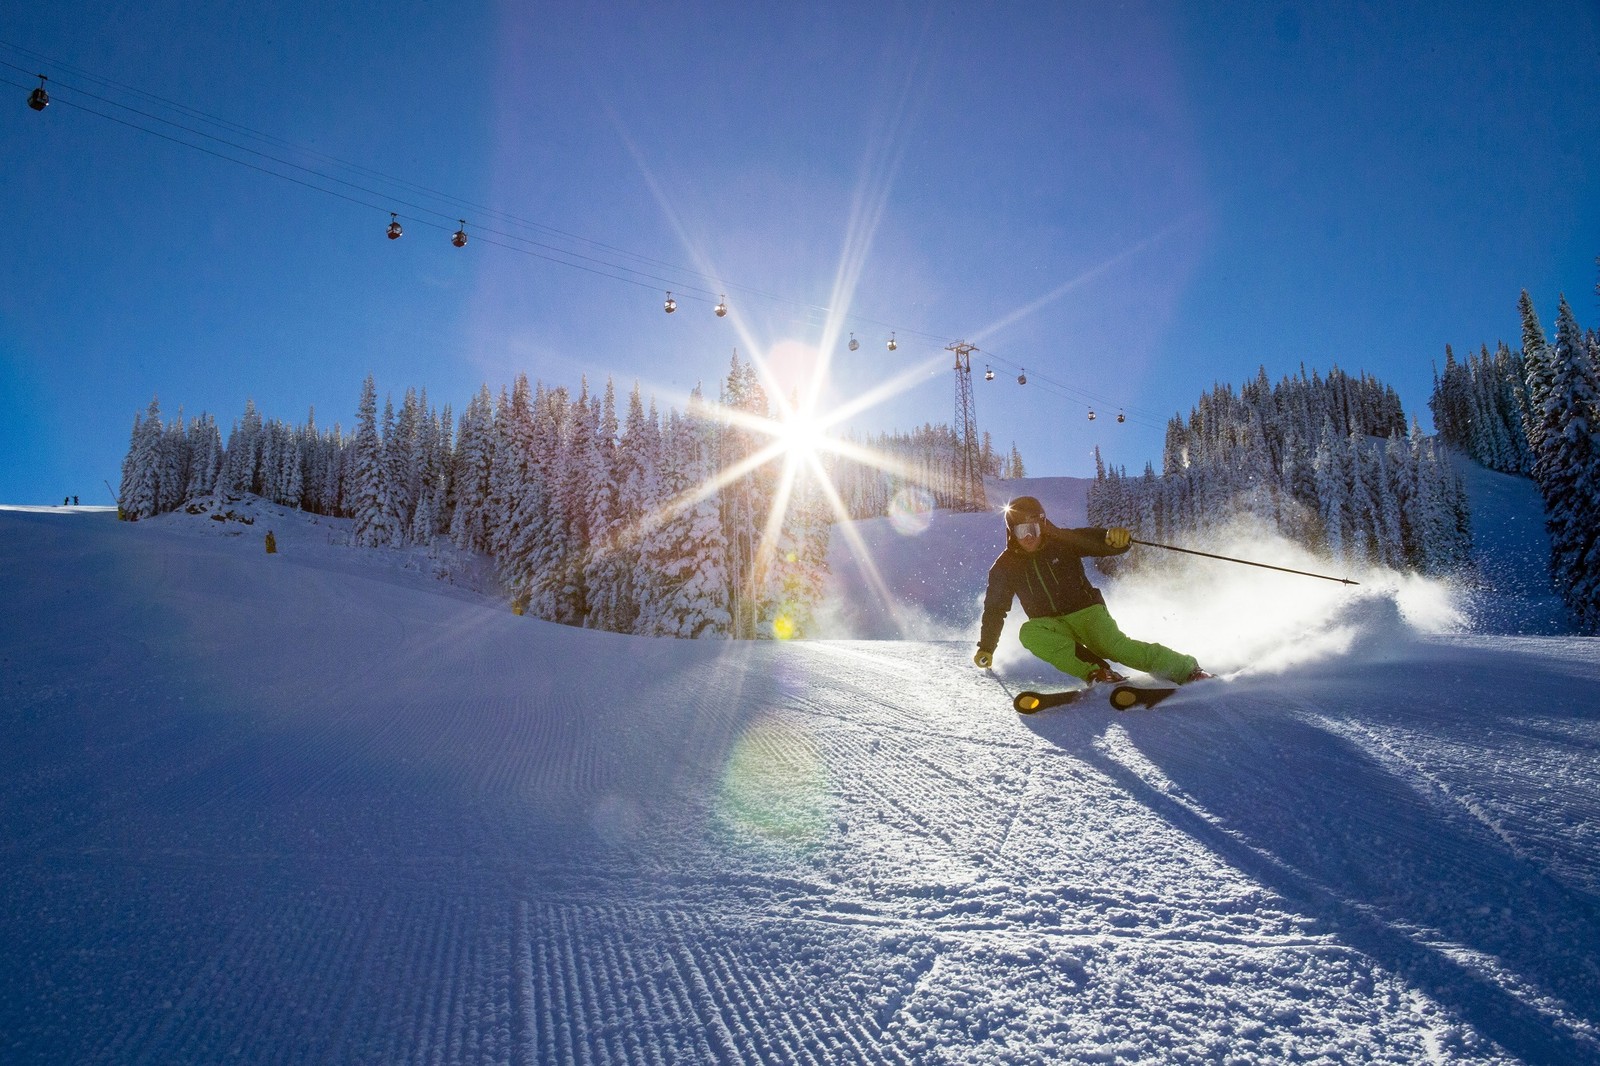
[1131,539,1359,586]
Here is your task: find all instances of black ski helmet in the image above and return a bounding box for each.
[1004,495,1045,529]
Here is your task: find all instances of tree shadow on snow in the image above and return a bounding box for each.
[1020,702,1600,1066]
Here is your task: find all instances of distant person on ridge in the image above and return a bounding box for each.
[973,495,1211,686]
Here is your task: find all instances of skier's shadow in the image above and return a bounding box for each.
[1020,704,1600,1066]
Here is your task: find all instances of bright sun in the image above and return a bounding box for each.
[630,333,952,639]
[774,409,829,465]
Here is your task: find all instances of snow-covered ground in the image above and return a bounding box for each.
[3,462,1598,1064]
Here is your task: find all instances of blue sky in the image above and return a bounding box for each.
[2,0,1596,506]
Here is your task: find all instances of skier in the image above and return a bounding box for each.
[973,496,1210,686]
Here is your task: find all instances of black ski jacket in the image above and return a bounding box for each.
[977,522,1128,654]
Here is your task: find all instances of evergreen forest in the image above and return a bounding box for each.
[1428,290,1600,630]
[1087,367,1474,577]
[120,283,1600,636]
[116,352,1017,639]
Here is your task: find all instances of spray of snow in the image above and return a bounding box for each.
[1103,517,1470,678]
[818,505,1472,679]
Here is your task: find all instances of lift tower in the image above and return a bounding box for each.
[947,341,987,512]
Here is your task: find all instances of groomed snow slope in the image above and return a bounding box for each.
[2,472,1599,1064]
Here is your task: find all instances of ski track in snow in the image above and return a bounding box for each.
[3,498,1600,1064]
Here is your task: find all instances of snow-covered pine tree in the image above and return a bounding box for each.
[1085,446,1109,526]
[185,413,223,500]
[1491,343,1535,474]
[320,422,347,518]
[221,399,266,496]
[259,420,282,504]
[581,379,628,631]
[118,398,165,518]
[522,385,579,623]
[1412,431,1473,573]
[433,404,455,531]
[1007,442,1026,479]
[1463,346,1503,470]
[1532,296,1600,629]
[626,394,667,624]
[411,398,449,544]
[449,385,495,553]
[546,381,599,626]
[759,469,830,639]
[1312,418,1351,565]
[157,408,191,514]
[719,351,772,639]
[295,411,320,513]
[485,378,535,561]
[374,395,406,539]
[1276,428,1318,548]
[138,397,171,516]
[349,376,399,547]
[638,393,732,638]
[118,411,141,516]
[493,382,556,615]
[384,388,422,537]
[1136,462,1160,540]
[587,382,655,634]
[1379,433,1411,570]
[483,385,515,555]
[1519,290,1556,468]
[1430,345,1473,449]
[1348,428,1388,567]
[1162,415,1188,474]
[275,422,304,510]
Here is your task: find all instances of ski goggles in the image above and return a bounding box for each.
[1012,520,1042,540]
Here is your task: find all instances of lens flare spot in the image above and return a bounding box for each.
[772,615,797,640]
[717,716,832,848]
[887,487,934,536]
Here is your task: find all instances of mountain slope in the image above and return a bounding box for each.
[2,471,1598,1064]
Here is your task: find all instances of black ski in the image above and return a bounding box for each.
[1109,684,1178,710]
[1013,689,1086,714]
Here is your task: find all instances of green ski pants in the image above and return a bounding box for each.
[1019,604,1198,683]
